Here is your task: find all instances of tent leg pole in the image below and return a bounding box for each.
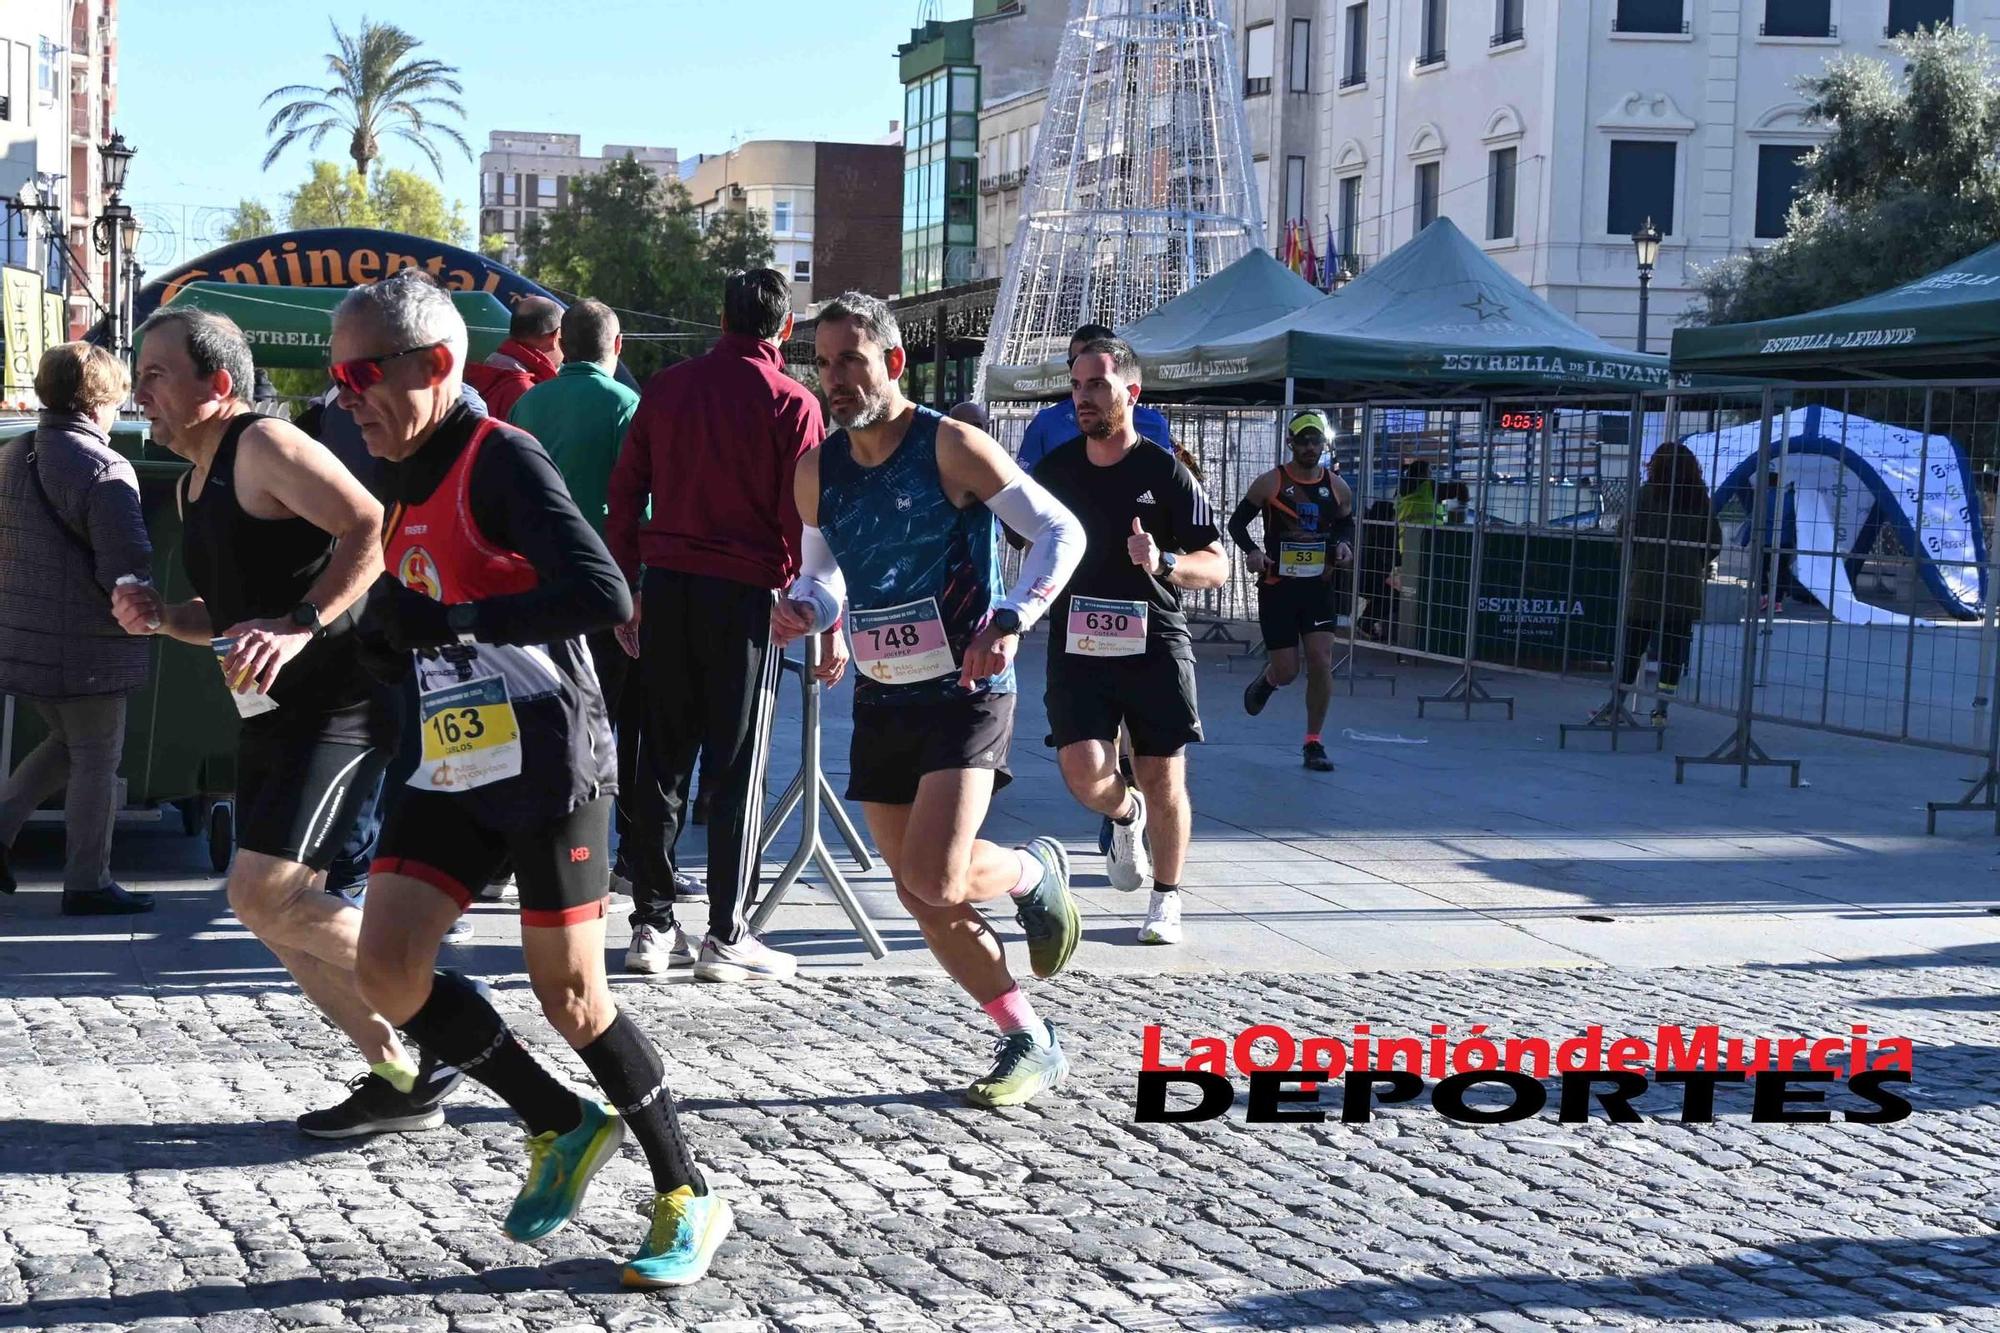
[1676,386,1800,788]
[1561,392,1660,753]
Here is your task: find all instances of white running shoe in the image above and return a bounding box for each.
[693,933,798,983]
[443,914,476,944]
[478,874,517,903]
[1107,789,1153,893]
[626,922,696,975]
[1138,890,1182,945]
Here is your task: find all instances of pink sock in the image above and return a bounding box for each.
[981,985,1043,1038]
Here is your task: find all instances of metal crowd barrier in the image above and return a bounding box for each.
[990,380,2000,827]
[749,632,886,957]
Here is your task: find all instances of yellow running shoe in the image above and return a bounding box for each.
[622,1185,735,1288]
[502,1100,625,1241]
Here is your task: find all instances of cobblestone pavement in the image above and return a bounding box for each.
[3,947,1998,1332]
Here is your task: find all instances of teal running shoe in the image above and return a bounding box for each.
[621,1185,736,1288]
[965,1021,1070,1108]
[502,1099,625,1241]
[1014,836,1080,979]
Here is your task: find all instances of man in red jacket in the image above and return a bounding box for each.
[465,295,563,420]
[606,269,823,983]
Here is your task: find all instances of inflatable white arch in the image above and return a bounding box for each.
[1678,406,1987,625]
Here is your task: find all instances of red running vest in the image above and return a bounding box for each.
[383,417,539,603]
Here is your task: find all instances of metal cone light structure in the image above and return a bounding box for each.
[979,0,1264,400]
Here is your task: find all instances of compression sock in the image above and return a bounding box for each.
[1153,881,1181,895]
[981,985,1044,1039]
[371,1057,419,1094]
[576,1010,705,1196]
[399,969,581,1136]
[1007,847,1046,898]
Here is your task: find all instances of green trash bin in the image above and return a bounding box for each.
[2,419,243,869]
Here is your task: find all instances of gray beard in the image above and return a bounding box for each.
[831,389,892,431]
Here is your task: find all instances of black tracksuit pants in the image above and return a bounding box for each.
[627,568,781,944]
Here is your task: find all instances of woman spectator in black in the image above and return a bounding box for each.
[1621,440,1722,726]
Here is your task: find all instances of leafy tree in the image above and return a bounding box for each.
[262,19,469,178]
[521,156,777,380]
[1690,26,2000,327]
[479,233,507,260]
[279,161,468,245]
[221,199,276,243]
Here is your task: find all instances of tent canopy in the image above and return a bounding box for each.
[984,250,1326,399]
[141,281,512,371]
[988,219,1679,401]
[1672,239,2000,378]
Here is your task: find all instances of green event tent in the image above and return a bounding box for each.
[990,218,1678,402]
[138,281,512,371]
[1671,240,2000,379]
[984,249,1327,400]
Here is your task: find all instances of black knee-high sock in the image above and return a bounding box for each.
[400,970,581,1136]
[577,1010,705,1196]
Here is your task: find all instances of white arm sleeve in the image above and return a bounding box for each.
[792,525,847,632]
[985,475,1084,630]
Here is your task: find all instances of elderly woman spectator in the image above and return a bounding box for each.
[0,343,155,913]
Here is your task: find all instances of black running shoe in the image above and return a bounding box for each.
[1243,672,1276,717]
[1302,741,1335,772]
[298,1073,448,1139]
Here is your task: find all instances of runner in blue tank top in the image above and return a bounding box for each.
[773,292,1089,1108]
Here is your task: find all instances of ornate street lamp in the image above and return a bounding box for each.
[92,131,136,358]
[1632,216,1662,355]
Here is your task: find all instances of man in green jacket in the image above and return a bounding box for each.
[510,301,695,957]
[510,299,638,539]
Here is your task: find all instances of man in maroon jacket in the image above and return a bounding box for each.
[607,269,823,982]
[466,296,563,420]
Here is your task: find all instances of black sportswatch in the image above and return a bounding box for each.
[446,602,479,645]
[289,601,323,637]
[1155,550,1179,580]
[988,608,1023,637]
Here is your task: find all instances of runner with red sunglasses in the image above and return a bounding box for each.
[338,271,728,1288]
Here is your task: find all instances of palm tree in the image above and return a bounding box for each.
[261,19,470,179]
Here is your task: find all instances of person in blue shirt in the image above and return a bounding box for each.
[1016,324,1173,469]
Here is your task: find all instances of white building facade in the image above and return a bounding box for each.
[1235,0,1991,348]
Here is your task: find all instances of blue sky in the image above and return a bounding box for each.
[118,1,923,266]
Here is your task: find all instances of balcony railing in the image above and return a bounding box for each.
[1244,76,1272,96]
[1491,26,1525,45]
[1339,69,1367,88]
[1611,13,1689,33]
[1762,20,1834,36]
[1414,49,1447,68]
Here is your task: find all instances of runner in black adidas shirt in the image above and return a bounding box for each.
[336,271,728,1289]
[1030,339,1226,947]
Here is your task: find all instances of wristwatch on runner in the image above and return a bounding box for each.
[446,602,479,646]
[289,601,324,638]
[988,608,1023,638]
[1155,550,1179,580]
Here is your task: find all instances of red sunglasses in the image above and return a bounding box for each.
[329,341,445,394]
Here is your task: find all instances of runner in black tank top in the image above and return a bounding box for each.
[112,307,453,1142]
[1228,411,1355,772]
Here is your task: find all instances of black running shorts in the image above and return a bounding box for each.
[1046,655,1203,756]
[372,790,611,927]
[846,690,1015,806]
[1258,577,1340,652]
[235,701,393,871]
